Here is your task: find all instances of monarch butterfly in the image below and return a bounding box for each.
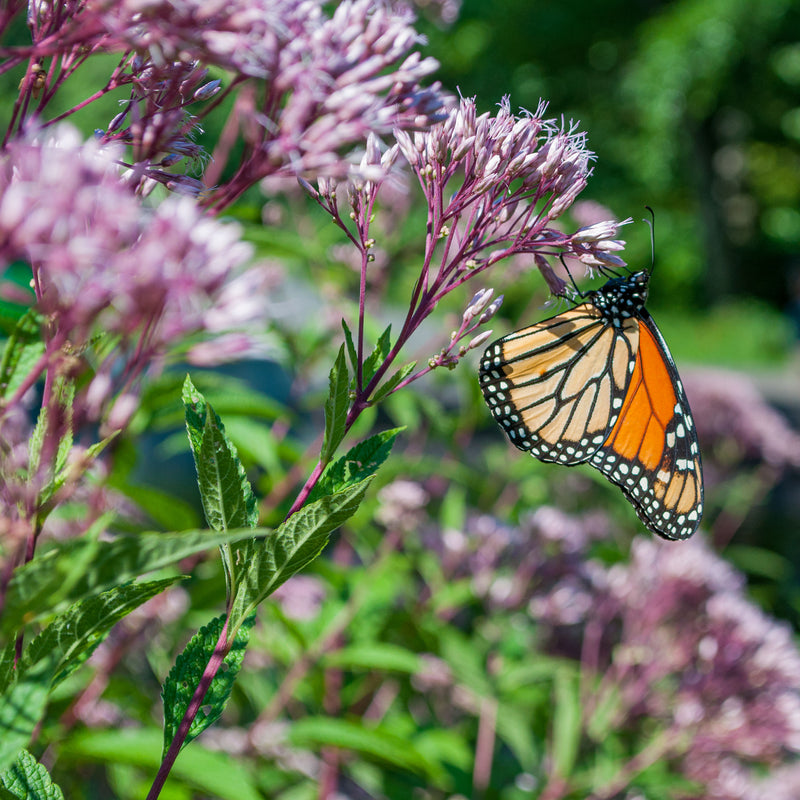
[479,268,703,540]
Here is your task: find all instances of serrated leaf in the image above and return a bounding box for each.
[182,375,257,532]
[362,324,391,386]
[20,577,180,688]
[0,658,52,772]
[370,361,416,403]
[341,319,358,376]
[308,428,402,503]
[162,613,255,756]
[2,527,269,637]
[230,480,371,630]
[27,378,74,479]
[52,380,74,476]
[320,345,350,464]
[0,749,65,800]
[0,310,44,401]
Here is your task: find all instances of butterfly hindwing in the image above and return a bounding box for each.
[589,309,703,540]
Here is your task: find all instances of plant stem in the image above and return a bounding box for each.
[146,616,231,800]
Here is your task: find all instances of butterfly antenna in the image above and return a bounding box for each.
[559,253,585,299]
[644,206,656,275]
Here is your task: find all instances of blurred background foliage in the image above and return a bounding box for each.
[7,0,800,796]
[424,0,800,310]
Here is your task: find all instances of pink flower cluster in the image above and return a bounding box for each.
[0,126,258,403]
[394,96,630,297]
[11,0,447,206]
[376,482,800,797]
[684,368,800,470]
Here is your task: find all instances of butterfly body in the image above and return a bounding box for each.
[479,270,703,540]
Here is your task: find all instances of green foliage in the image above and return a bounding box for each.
[0,750,64,800]
[183,374,258,596]
[182,375,258,532]
[361,324,392,388]
[59,729,263,800]
[18,578,180,690]
[0,662,50,774]
[2,525,266,637]
[287,717,448,784]
[162,613,255,755]
[229,479,374,631]
[308,427,402,502]
[0,309,43,400]
[321,344,350,464]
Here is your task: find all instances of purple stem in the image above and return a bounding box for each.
[146,616,231,800]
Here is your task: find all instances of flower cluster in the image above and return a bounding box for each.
[374,481,800,798]
[11,0,448,208]
[0,125,259,409]
[394,96,629,289]
[603,536,800,797]
[684,369,800,470]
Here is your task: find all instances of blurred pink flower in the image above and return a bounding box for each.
[0,126,253,364]
[684,369,800,470]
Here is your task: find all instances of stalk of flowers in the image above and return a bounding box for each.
[286,96,630,515]
[0,124,262,567]
[90,0,447,205]
[4,0,447,205]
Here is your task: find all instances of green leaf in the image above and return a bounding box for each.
[322,642,422,673]
[20,577,180,689]
[0,310,44,401]
[551,667,582,778]
[28,378,73,478]
[0,642,14,696]
[61,728,262,800]
[288,717,444,782]
[0,749,64,800]
[230,479,371,630]
[2,526,269,637]
[362,324,392,386]
[182,375,257,532]
[320,345,350,464]
[0,659,52,772]
[495,701,541,772]
[309,427,402,503]
[370,361,416,403]
[162,614,255,756]
[341,319,358,376]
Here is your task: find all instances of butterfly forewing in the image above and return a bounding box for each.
[479,304,638,465]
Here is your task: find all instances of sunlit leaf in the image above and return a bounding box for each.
[0,749,64,800]
[162,613,255,755]
[320,345,350,464]
[229,480,371,631]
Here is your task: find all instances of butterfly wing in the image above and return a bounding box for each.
[588,309,703,540]
[479,303,640,464]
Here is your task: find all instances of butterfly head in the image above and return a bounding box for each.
[587,270,650,323]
